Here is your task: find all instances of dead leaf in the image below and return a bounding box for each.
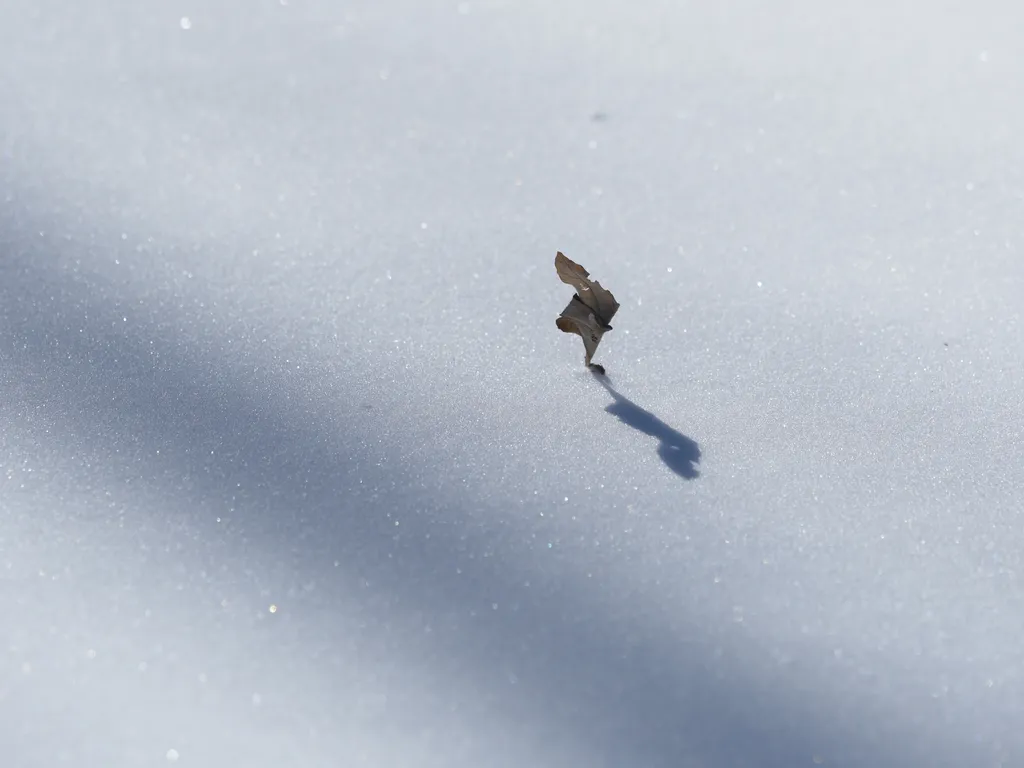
[554,251,620,373]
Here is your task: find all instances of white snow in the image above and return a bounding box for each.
[2,0,1024,766]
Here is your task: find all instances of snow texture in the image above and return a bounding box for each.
[2,0,1024,766]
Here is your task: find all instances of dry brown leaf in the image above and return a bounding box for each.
[554,251,620,373]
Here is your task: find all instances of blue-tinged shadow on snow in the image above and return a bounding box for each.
[593,373,701,479]
[2,205,966,768]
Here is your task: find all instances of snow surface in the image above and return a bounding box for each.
[2,0,1024,766]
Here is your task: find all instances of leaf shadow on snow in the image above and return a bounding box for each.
[0,204,975,768]
[592,373,700,479]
